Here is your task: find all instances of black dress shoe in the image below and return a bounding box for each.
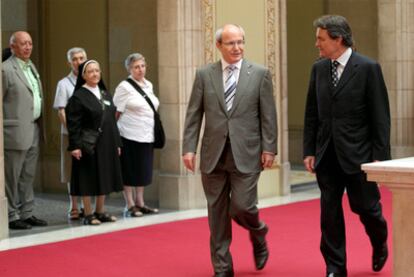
[252,225,269,270]
[23,216,48,227]
[372,244,388,272]
[250,225,269,270]
[254,241,269,270]
[326,272,347,277]
[213,271,234,277]
[9,220,32,230]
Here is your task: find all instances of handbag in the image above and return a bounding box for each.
[126,78,166,149]
[80,92,106,155]
[80,128,101,155]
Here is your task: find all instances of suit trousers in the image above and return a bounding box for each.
[4,123,40,221]
[315,141,388,274]
[201,142,267,273]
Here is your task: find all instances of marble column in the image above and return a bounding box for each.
[268,0,290,196]
[378,0,414,158]
[157,0,206,209]
[0,3,9,240]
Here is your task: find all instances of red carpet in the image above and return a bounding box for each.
[0,188,392,277]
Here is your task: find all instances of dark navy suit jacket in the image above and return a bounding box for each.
[303,51,391,174]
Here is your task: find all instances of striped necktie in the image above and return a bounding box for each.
[331,60,339,87]
[224,65,237,111]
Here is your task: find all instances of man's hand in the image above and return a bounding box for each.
[303,156,315,174]
[261,152,275,169]
[71,149,82,160]
[183,152,196,172]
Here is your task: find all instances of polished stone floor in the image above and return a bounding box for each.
[0,169,319,251]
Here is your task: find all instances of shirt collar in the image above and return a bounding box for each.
[221,59,243,71]
[16,57,32,70]
[129,75,149,88]
[333,47,352,67]
[68,71,77,83]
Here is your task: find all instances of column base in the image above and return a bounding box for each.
[258,162,290,198]
[158,174,206,210]
[392,146,414,159]
[0,196,9,240]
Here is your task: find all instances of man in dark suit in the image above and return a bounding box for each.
[3,31,47,230]
[303,15,390,277]
[182,24,277,277]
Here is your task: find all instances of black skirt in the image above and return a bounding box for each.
[120,137,154,186]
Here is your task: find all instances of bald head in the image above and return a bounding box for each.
[215,24,245,64]
[10,31,33,61]
[215,24,245,44]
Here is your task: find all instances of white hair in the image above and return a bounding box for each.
[66,47,87,62]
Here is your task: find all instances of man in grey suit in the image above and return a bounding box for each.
[182,24,277,277]
[3,31,47,230]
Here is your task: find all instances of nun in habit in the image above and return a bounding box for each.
[66,59,123,225]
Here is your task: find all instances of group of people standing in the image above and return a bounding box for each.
[2,14,390,277]
[3,33,160,230]
[56,51,160,225]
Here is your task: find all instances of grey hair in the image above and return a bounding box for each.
[66,47,87,62]
[215,24,245,43]
[9,34,16,45]
[9,31,30,46]
[313,15,354,47]
[124,53,146,72]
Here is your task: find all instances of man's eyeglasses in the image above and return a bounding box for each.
[221,40,245,48]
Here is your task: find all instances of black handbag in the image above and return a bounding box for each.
[126,78,165,149]
[80,128,101,155]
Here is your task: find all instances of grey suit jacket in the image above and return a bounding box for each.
[183,59,277,174]
[2,55,43,150]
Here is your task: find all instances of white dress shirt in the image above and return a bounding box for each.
[113,77,159,143]
[221,58,243,87]
[333,47,352,80]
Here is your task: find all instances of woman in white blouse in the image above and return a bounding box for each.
[113,53,160,217]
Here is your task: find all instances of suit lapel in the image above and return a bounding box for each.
[209,61,228,115]
[228,60,251,117]
[333,52,358,97]
[11,57,34,94]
